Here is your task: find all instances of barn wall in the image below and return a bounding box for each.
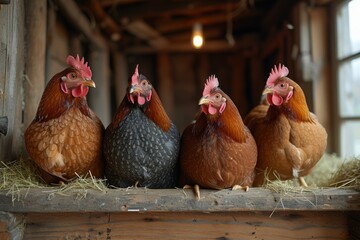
[0,1,25,162]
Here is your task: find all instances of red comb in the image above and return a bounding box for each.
[266,64,289,86]
[131,64,139,85]
[203,75,219,96]
[66,55,92,79]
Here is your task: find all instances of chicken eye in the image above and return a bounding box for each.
[215,93,222,100]
[280,83,286,88]
[141,80,148,87]
[67,73,76,80]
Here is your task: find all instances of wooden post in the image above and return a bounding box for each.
[24,0,47,128]
[309,8,332,152]
[0,0,25,162]
[88,50,111,127]
[112,52,128,107]
[156,53,174,118]
[229,53,246,116]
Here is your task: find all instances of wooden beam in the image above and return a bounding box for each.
[157,12,230,33]
[112,52,128,107]
[157,53,174,118]
[109,0,229,20]
[24,0,47,128]
[53,0,107,49]
[87,50,112,127]
[124,20,168,49]
[88,0,122,41]
[100,0,143,7]
[124,39,252,53]
[0,188,358,213]
[14,211,355,239]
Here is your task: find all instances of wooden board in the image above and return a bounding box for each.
[16,211,352,239]
[0,0,25,162]
[0,188,358,213]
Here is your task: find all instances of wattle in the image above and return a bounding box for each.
[71,84,89,98]
[267,93,283,106]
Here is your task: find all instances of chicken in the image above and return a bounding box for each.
[244,64,327,187]
[25,55,104,184]
[179,75,257,199]
[103,65,180,188]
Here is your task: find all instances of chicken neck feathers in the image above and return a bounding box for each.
[34,70,92,123]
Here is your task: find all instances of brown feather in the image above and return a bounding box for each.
[244,77,327,186]
[179,89,257,189]
[107,89,171,132]
[34,68,91,123]
[25,67,104,184]
[144,89,171,132]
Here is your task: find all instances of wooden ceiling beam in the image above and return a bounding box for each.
[88,0,122,41]
[123,20,168,49]
[100,0,143,7]
[156,10,255,33]
[124,34,259,53]
[107,0,231,20]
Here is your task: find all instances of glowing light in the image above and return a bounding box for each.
[192,23,204,49]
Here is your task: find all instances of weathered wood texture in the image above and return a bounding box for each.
[0,0,25,162]
[24,0,47,128]
[88,50,112,126]
[0,188,358,213]
[6,211,355,240]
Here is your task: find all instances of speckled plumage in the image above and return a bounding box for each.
[104,67,180,189]
[104,108,179,188]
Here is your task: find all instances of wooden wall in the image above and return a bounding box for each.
[0,1,25,162]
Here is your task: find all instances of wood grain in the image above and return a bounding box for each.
[0,188,358,213]
[20,211,350,240]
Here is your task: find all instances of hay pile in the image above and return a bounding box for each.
[263,153,360,192]
[0,154,359,200]
[0,157,108,203]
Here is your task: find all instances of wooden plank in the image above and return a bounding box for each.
[53,0,107,50]
[19,211,351,239]
[0,188,358,213]
[0,0,25,162]
[0,212,24,240]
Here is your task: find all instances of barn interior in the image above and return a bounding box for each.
[1,0,359,160]
[0,0,359,239]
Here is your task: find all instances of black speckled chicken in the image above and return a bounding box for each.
[103,65,180,188]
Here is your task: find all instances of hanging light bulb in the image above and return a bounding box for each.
[192,23,204,49]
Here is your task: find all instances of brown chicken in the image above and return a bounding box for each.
[25,55,104,184]
[179,75,257,199]
[244,64,327,187]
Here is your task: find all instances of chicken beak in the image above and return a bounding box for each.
[199,96,211,105]
[262,86,273,95]
[82,79,96,88]
[129,85,141,94]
